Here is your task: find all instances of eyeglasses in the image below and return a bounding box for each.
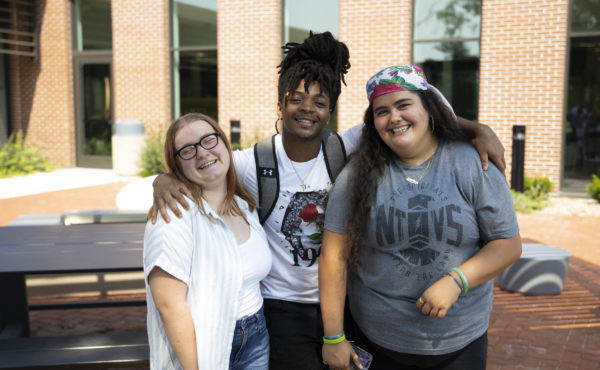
[175,132,221,160]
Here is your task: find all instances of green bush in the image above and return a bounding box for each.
[512,175,553,213]
[139,132,166,177]
[524,175,552,200]
[0,131,53,178]
[586,171,600,202]
[232,130,261,151]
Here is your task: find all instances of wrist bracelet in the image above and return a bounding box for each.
[323,332,346,344]
[324,331,344,340]
[451,267,469,295]
[446,272,463,292]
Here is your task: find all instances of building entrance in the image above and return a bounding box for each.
[74,57,112,168]
[564,36,600,193]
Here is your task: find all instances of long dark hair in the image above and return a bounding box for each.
[346,89,469,268]
[164,113,255,219]
[277,31,350,112]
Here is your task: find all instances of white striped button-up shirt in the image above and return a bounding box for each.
[143,196,266,369]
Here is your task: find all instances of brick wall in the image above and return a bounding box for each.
[11,0,75,167]
[9,0,571,189]
[479,0,569,191]
[217,0,281,146]
[339,0,413,130]
[111,0,171,136]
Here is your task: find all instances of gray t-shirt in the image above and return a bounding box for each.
[325,140,519,355]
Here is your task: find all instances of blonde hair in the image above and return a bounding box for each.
[164,113,255,219]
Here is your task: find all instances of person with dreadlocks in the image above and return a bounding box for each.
[150,33,505,369]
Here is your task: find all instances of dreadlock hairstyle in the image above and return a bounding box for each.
[277,31,350,113]
[345,89,470,269]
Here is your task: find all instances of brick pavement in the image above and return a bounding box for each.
[1,184,599,369]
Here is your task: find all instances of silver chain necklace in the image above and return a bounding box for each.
[290,158,318,191]
[399,156,434,184]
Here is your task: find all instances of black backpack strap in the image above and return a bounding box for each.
[322,128,347,182]
[254,135,279,224]
[254,130,346,224]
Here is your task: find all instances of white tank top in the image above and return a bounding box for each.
[237,226,272,318]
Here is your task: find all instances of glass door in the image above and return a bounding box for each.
[74,56,113,168]
[563,0,600,193]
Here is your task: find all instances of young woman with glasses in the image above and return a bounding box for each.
[143,113,272,369]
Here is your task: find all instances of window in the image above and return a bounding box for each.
[171,0,217,119]
[563,0,600,192]
[413,0,481,120]
[0,55,8,142]
[283,0,339,44]
[74,0,112,51]
[72,0,113,168]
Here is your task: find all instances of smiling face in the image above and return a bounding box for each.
[174,120,230,191]
[372,90,437,163]
[278,80,331,142]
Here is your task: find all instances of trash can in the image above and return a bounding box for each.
[112,119,145,176]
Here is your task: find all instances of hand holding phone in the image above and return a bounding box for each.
[349,343,373,370]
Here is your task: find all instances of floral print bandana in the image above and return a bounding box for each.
[366,64,429,102]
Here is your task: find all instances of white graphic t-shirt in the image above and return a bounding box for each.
[234,125,362,303]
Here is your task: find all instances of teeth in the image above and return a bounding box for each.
[392,126,410,133]
[199,160,216,169]
[298,119,313,124]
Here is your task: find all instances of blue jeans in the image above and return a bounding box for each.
[229,305,269,370]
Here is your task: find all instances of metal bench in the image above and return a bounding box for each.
[7,210,147,226]
[0,332,149,369]
[6,215,62,226]
[61,209,147,225]
[496,243,571,295]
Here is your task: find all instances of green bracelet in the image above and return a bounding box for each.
[451,267,469,295]
[323,332,346,344]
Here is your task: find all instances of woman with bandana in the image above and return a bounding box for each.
[320,65,521,370]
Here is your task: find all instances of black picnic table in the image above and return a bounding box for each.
[0,222,146,337]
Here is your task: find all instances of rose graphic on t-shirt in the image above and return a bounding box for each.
[299,203,322,241]
[281,192,328,267]
[299,204,318,222]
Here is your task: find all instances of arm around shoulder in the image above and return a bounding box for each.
[150,173,193,224]
[456,117,506,173]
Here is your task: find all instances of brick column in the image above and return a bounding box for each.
[339,0,413,130]
[479,0,569,191]
[12,0,75,167]
[111,0,171,136]
[217,0,281,145]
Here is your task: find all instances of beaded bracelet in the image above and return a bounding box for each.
[323,332,346,344]
[446,272,463,292]
[451,267,469,295]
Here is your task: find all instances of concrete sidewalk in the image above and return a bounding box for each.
[0,171,599,369]
[0,168,140,199]
[0,168,151,225]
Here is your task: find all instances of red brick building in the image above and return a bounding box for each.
[1,0,598,194]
